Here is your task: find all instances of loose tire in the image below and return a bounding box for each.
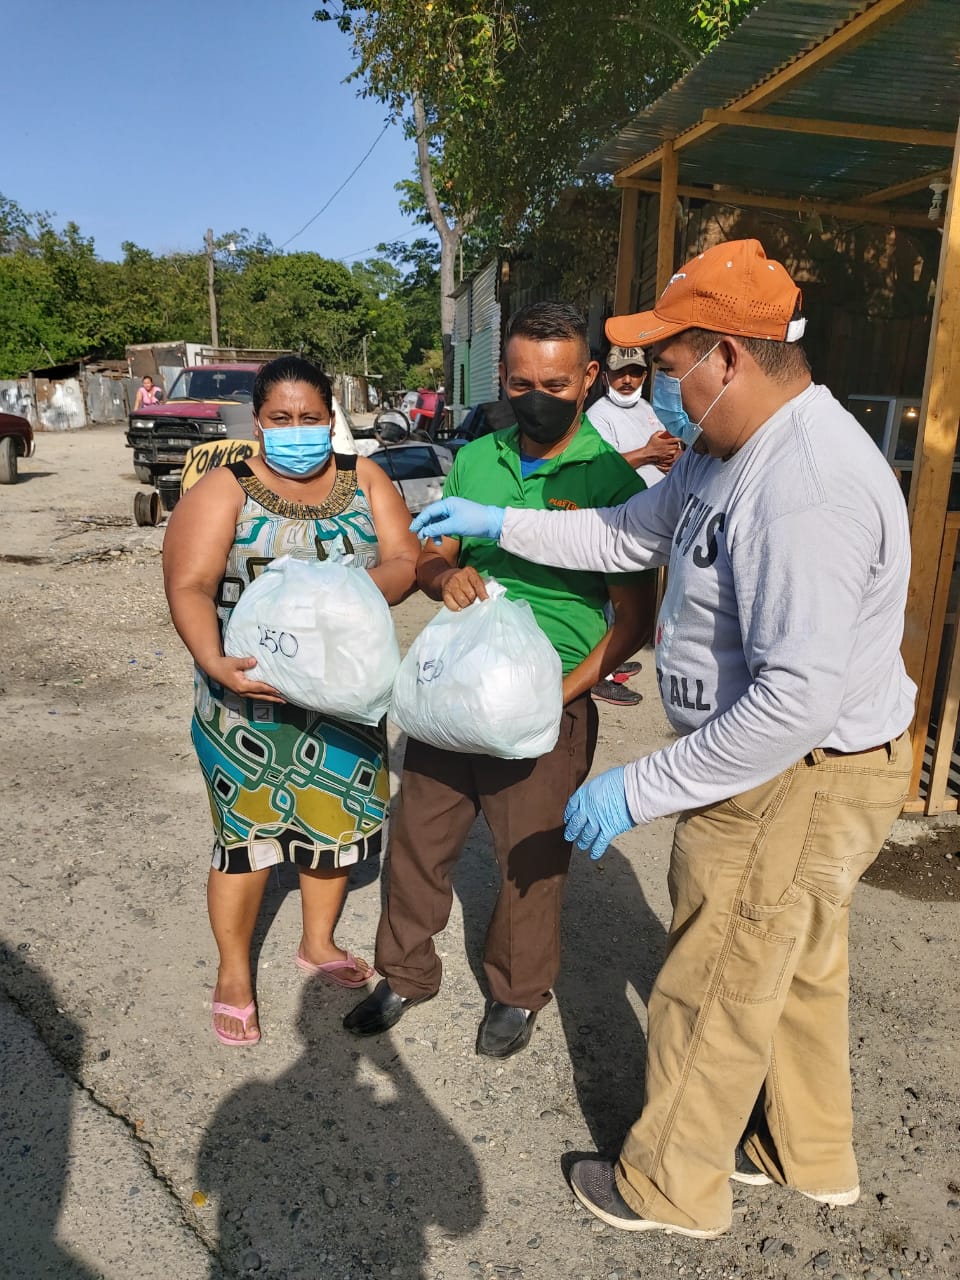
[0,436,18,484]
[134,463,153,484]
[133,490,162,526]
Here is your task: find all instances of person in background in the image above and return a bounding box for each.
[163,356,418,1047]
[134,374,163,410]
[587,347,680,488]
[343,302,656,1060]
[587,347,679,706]
[410,240,915,1240]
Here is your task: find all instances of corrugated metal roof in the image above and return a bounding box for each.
[583,0,959,204]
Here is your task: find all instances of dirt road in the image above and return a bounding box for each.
[1,425,958,1280]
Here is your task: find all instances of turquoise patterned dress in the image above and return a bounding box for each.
[191,457,391,873]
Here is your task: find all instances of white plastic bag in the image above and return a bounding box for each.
[223,554,400,724]
[390,581,562,758]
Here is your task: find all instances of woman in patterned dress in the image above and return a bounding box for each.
[163,357,418,1045]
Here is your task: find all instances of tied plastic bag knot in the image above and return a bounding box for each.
[390,578,562,759]
[223,553,400,724]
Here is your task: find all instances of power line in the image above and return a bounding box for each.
[338,226,428,262]
[277,123,391,250]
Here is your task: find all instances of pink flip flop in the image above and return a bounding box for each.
[211,998,261,1047]
[295,949,373,988]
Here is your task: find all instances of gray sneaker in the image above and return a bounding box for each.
[731,1146,859,1206]
[569,1160,724,1237]
[592,679,641,706]
[731,1145,774,1186]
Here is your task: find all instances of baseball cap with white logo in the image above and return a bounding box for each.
[605,239,806,349]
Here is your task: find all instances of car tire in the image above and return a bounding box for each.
[0,436,19,484]
[134,463,153,484]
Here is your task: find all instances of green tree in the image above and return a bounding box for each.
[103,243,209,347]
[314,2,519,389]
[314,2,758,388]
[349,256,412,390]
[0,196,114,373]
[0,191,432,382]
[222,252,367,363]
[372,237,442,383]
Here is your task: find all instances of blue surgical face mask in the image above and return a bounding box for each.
[257,423,332,478]
[652,341,728,448]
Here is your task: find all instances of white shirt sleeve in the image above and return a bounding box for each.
[499,458,688,572]
[624,504,877,823]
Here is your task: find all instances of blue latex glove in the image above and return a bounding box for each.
[564,766,635,860]
[409,497,505,543]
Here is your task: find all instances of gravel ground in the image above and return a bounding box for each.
[1,425,958,1280]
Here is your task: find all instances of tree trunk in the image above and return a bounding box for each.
[438,226,458,401]
[413,90,464,403]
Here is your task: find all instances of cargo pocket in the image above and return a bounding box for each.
[795,789,907,908]
[718,916,796,1005]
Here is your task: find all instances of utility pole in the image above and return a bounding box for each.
[362,329,376,378]
[206,228,219,348]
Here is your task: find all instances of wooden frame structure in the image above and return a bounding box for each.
[596,0,960,811]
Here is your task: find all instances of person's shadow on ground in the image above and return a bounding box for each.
[196,975,483,1279]
[553,843,666,1151]
[453,826,666,1152]
[0,941,100,1279]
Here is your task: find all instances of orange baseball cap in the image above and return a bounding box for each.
[606,239,805,348]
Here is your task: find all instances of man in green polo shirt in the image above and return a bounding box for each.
[344,301,655,1058]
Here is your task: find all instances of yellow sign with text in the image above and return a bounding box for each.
[180,439,261,494]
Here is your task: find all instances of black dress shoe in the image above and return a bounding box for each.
[476,1002,537,1058]
[343,978,435,1036]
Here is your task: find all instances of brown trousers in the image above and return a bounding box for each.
[375,693,598,1010]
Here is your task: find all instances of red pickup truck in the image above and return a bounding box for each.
[125,362,262,504]
[0,411,35,484]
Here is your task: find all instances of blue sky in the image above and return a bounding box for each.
[2,0,425,264]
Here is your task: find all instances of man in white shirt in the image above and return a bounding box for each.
[411,239,916,1241]
[588,346,678,706]
[586,345,681,488]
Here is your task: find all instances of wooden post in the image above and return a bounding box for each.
[907,516,960,798]
[614,187,639,315]
[925,594,960,812]
[652,140,679,615]
[903,124,960,691]
[656,139,679,296]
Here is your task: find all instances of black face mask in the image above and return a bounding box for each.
[508,389,580,445]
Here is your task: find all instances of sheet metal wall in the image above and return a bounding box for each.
[0,371,131,430]
[450,260,502,421]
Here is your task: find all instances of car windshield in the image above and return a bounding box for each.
[167,369,258,402]
[368,447,441,482]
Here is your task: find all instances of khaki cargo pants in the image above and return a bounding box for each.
[616,733,912,1233]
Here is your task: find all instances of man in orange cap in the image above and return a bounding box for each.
[411,239,916,1238]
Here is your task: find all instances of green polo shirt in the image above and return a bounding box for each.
[443,417,647,674]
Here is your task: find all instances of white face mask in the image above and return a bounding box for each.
[607,385,645,409]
